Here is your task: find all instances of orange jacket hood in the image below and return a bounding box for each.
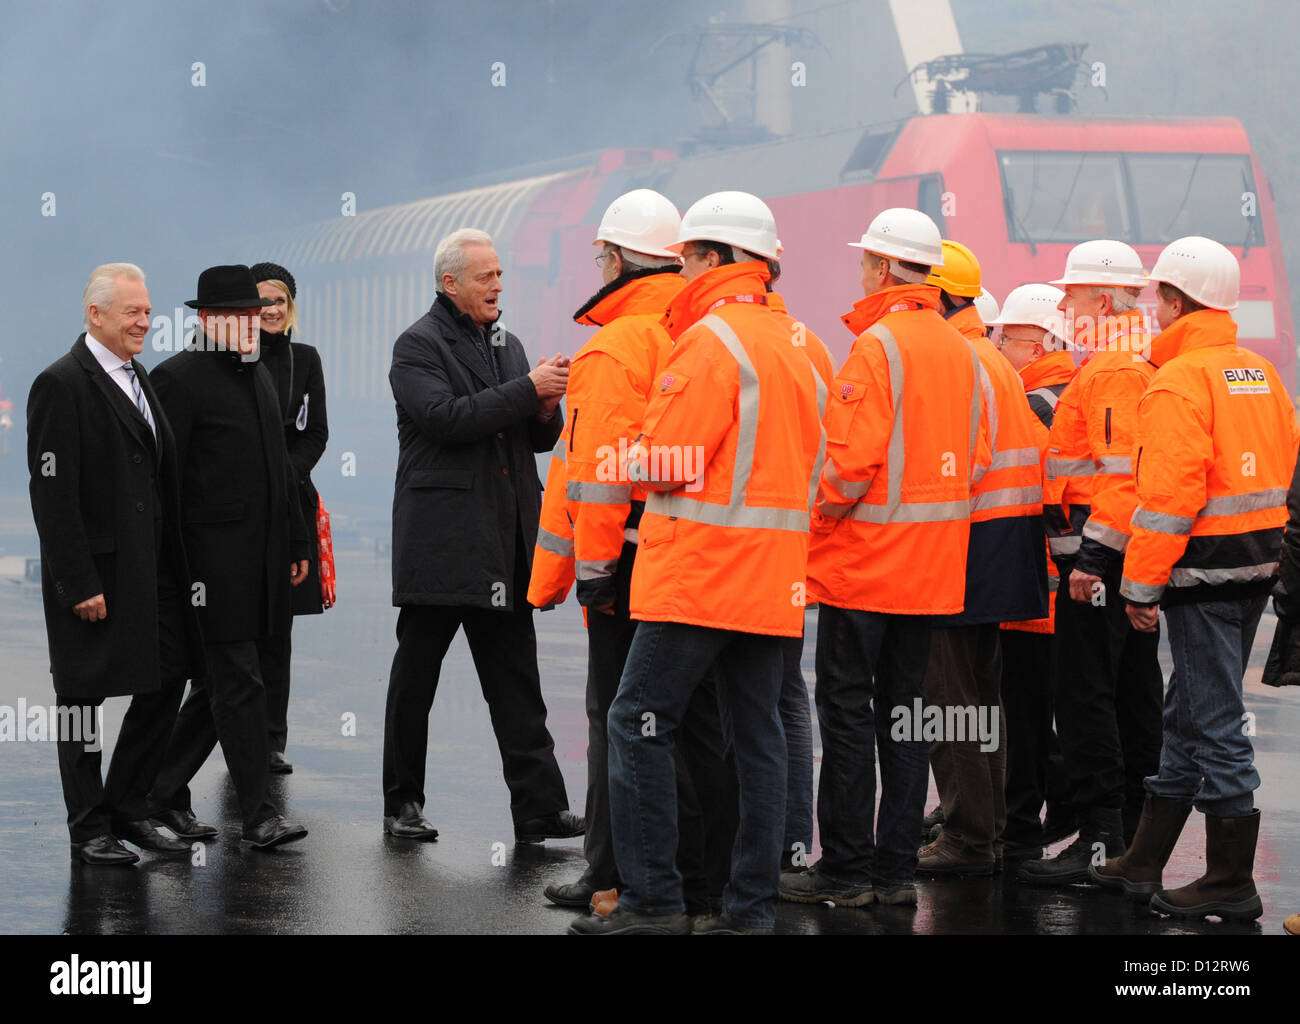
[1020,349,1076,391]
[573,266,685,327]
[1148,309,1239,369]
[841,284,942,336]
[945,301,987,341]
[661,261,772,340]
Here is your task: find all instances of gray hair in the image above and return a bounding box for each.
[1095,285,1141,313]
[603,242,678,271]
[434,228,494,289]
[82,262,145,329]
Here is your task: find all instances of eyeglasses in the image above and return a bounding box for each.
[595,252,615,266]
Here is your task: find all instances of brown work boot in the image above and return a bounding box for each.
[1088,794,1192,901]
[916,836,994,876]
[1151,810,1263,922]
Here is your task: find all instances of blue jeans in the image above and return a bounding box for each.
[814,606,932,886]
[608,621,785,928]
[1150,595,1266,816]
[780,632,814,860]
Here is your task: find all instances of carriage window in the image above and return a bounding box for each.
[1127,154,1263,247]
[999,151,1129,244]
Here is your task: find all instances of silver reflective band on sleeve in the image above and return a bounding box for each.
[653,495,813,531]
[807,372,829,515]
[1045,457,1095,479]
[1082,519,1130,551]
[970,485,1043,513]
[989,446,1041,471]
[823,456,869,500]
[624,527,639,544]
[1096,455,1132,475]
[976,357,997,458]
[1027,386,1061,411]
[1120,576,1165,603]
[1048,535,1082,556]
[576,558,620,581]
[1168,562,1280,588]
[536,527,574,559]
[567,480,632,504]
[851,499,969,524]
[552,437,566,462]
[1131,507,1194,535]
[1201,489,1288,516]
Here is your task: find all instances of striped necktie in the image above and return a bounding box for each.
[122,363,155,434]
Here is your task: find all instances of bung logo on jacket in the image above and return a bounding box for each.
[1222,367,1270,395]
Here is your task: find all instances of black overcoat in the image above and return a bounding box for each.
[389,294,563,610]
[150,340,310,645]
[26,335,203,699]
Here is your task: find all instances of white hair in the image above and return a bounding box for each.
[82,262,145,329]
[434,228,494,289]
[1096,285,1141,313]
[604,242,678,271]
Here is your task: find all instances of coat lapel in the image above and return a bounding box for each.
[72,336,156,454]
[433,301,496,388]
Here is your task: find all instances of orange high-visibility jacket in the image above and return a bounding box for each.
[628,262,830,637]
[1003,349,1077,634]
[1120,309,1300,607]
[527,270,682,610]
[939,302,1048,625]
[1043,309,1153,579]
[806,284,990,616]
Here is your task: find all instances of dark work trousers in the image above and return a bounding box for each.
[779,631,814,860]
[924,624,1006,860]
[260,626,292,755]
[381,540,569,825]
[58,574,190,842]
[814,606,932,886]
[582,542,734,909]
[149,640,278,829]
[1053,561,1164,839]
[1000,627,1072,843]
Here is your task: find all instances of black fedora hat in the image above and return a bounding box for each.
[185,265,276,309]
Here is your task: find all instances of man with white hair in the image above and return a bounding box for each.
[383,228,583,844]
[27,263,203,863]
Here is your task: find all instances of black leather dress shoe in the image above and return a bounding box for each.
[149,807,218,840]
[515,810,585,844]
[70,835,140,866]
[383,802,439,841]
[544,877,599,908]
[243,815,308,849]
[268,751,293,775]
[117,819,190,854]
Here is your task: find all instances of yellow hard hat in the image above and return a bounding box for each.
[926,240,982,298]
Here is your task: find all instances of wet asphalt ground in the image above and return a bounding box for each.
[1,495,1298,937]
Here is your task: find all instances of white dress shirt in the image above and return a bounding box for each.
[86,332,156,439]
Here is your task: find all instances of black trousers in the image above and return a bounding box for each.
[1000,628,1072,843]
[381,545,569,824]
[57,576,189,842]
[260,626,292,754]
[1053,563,1163,835]
[580,541,737,903]
[150,640,277,829]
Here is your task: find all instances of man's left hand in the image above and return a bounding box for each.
[1126,603,1159,633]
[290,560,309,586]
[1068,569,1102,603]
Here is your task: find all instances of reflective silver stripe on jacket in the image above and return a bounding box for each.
[1201,488,1288,516]
[824,455,869,501]
[551,436,566,462]
[1119,576,1164,603]
[970,356,993,488]
[1096,455,1132,476]
[1048,535,1082,556]
[1027,386,1061,411]
[651,313,814,534]
[1045,456,1095,480]
[1082,518,1129,551]
[1169,562,1280,588]
[536,526,574,559]
[576,557,620,581]
[623,527,639,544]
[1131,507,1195,535]
[970,485,1043,514]
[567,480,631,504]
[989,446,1041,471]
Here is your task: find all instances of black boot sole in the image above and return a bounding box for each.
[1150,892,1263,921]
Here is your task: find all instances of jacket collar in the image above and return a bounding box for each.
[71,334,158,454]
[434,290,497,339]
[944,301,987,340]
[573,266,683,326]
[1148,309,1239,368]
[841,284,941,336]
[662,261,771,340]
[1076,308,1148,363]
[1020,348,1077,390]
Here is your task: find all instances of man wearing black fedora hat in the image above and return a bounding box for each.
[146,265,311,849]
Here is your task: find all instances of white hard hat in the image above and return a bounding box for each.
[668,191,782,261]
[1147,236,1240,311]
[992,284,1068,343]
[973,288,1000,325]
[848,208,945,267]
[1050,239,1147,288]
[594,189,682,259]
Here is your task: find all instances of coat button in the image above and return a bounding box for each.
[502,466,508,474]
[136,502,145,512]
[132,454,142,464]
[497,432,504,439]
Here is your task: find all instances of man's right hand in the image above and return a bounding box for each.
[73,594,107,622]
[529,356,569,400]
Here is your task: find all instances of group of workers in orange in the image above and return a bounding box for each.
[525,188,1299,935]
